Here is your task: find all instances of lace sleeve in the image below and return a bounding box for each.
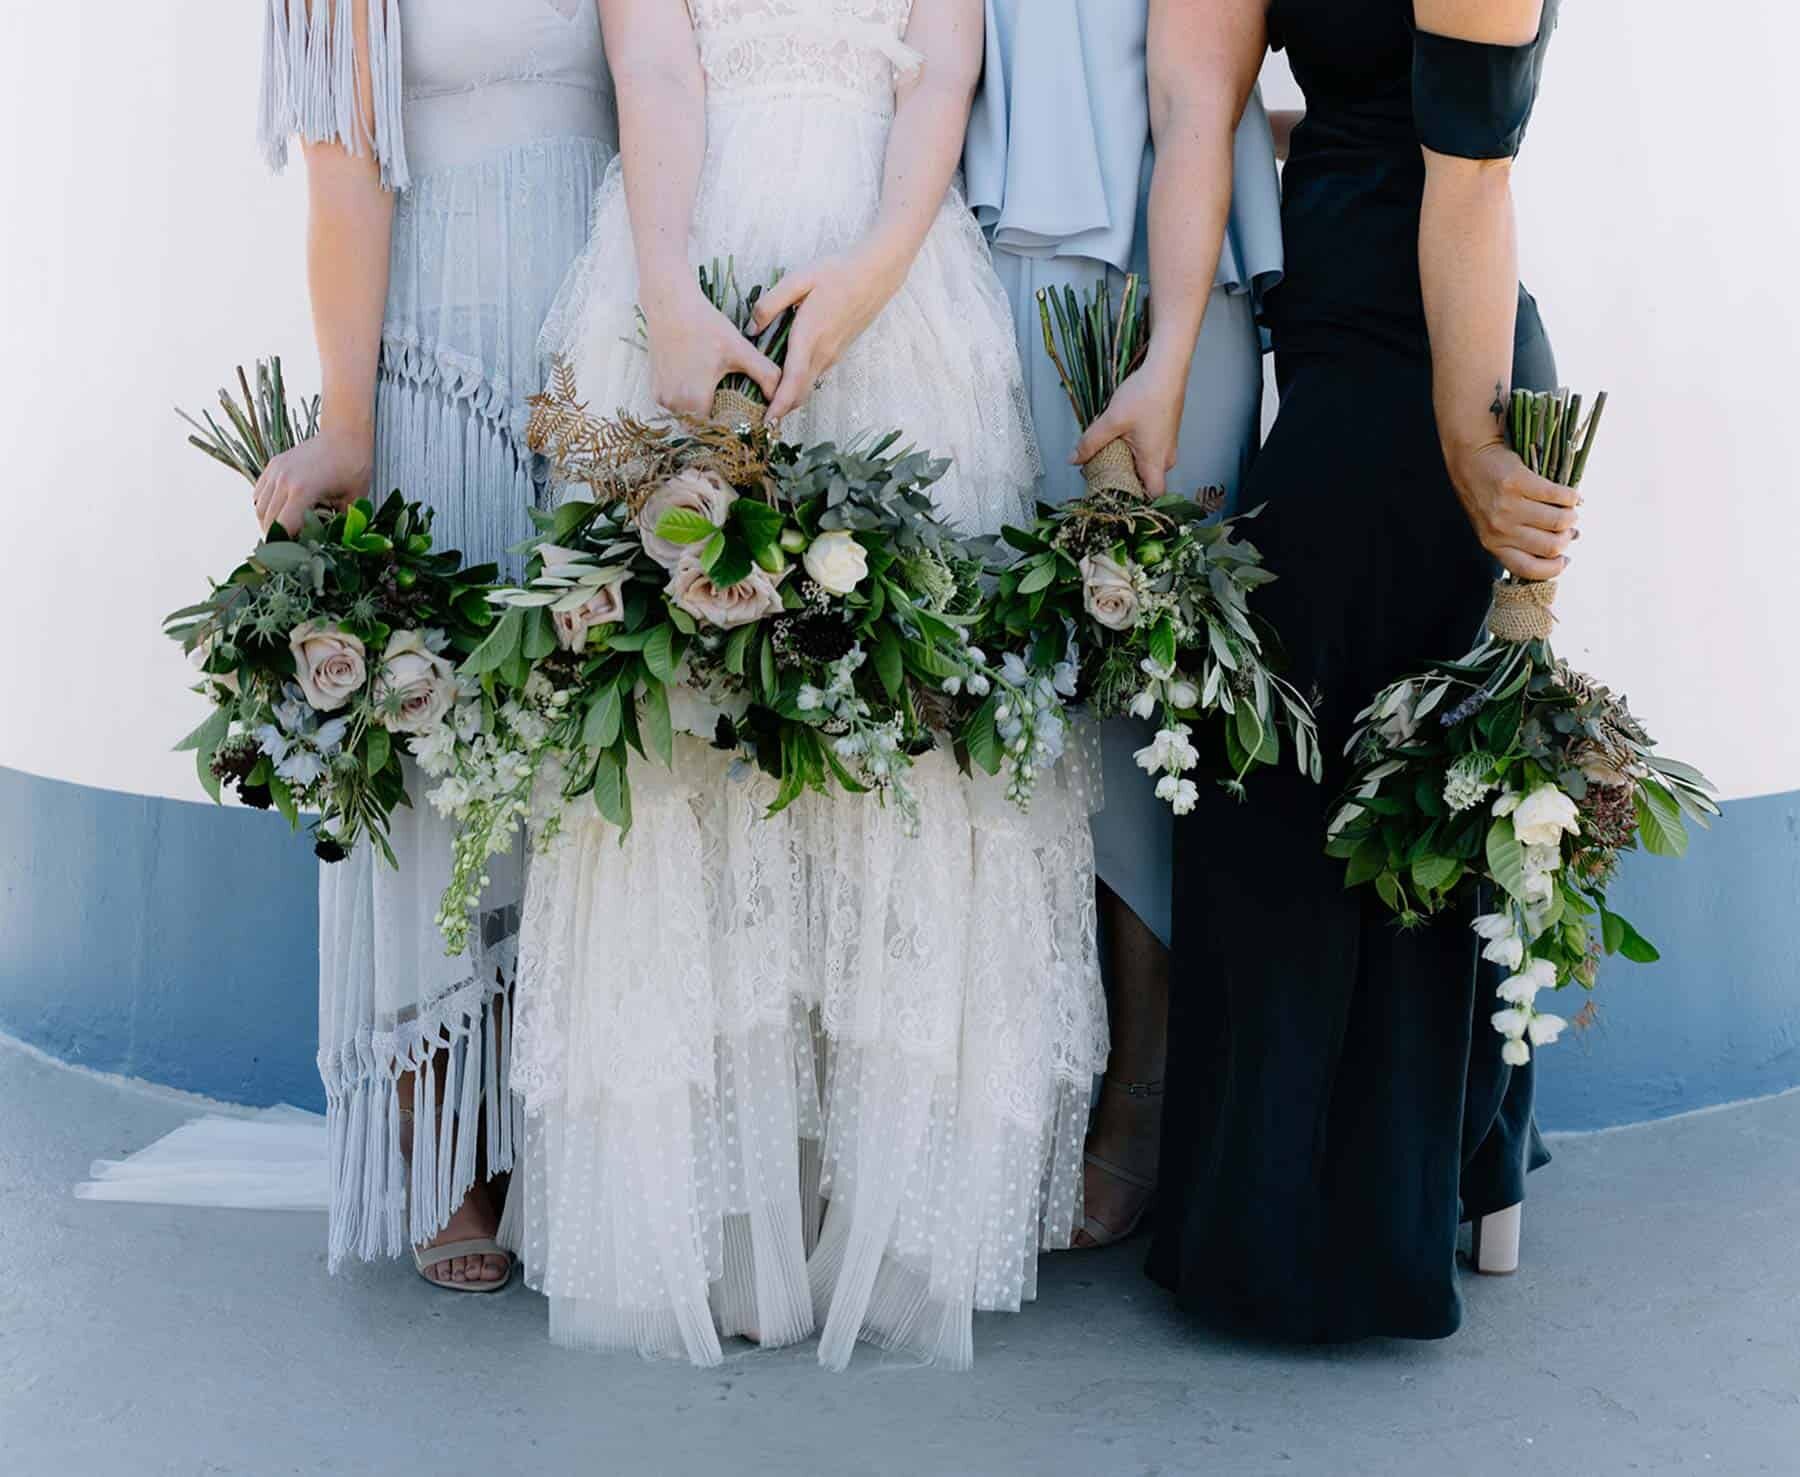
[1412,0,1558,161]
[258,0,410,192]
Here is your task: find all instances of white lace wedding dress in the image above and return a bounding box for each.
[501,0,1108,1371]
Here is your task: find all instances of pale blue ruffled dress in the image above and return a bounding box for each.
[966,0,1284,945]
[257,0,616,1267]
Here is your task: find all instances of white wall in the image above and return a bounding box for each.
[1,1,1795,804]
[0,3,316,800]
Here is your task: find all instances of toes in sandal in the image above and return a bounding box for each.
[412,1238,516,1294]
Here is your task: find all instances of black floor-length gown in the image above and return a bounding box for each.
[1148,0,1561,1341]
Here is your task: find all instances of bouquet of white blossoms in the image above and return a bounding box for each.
[166,360,496,865]
[1327,389,1718,1062]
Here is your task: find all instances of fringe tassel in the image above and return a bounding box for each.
[258,0,411,192]
[372,359,539,575]
[322,982,514,1270]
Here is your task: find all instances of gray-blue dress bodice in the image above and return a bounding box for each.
[258,0,618,568]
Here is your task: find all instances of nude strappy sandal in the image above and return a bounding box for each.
[396,1107,515,1293]
[1073,1077,1162,1249]
[412,1238,516,1293]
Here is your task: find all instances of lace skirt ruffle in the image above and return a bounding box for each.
[505,744,1106,1369]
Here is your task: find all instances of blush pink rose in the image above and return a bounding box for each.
[667,550,786,630]
[638,470,738,570]
[289,622,367,712]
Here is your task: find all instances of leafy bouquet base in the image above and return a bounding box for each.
[1328,389,1718,1061]
[166,360,496,864]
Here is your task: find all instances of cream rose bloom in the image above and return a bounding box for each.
[289,622,367,712]
[1510,785,1581,848]
[552,576,629,653]
[1080,552,1140,632]
[638,470,738,570]
[373,630,458,735]
[667,550,786,629]
[803,530,869,596]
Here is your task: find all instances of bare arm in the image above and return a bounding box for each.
[1072,0,1266,494]
[752,0,983,421]
[254,0,393,535]
[1268,108,1302,162]
[1416,0,1576,580]
[603,0,777,414]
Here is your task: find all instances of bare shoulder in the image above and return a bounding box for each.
[1413,0,1544,46]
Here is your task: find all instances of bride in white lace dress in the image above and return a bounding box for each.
[501,0,1108,1370]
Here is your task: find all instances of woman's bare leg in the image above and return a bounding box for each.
[396,1057,509,1285]
[1075,881,1169,1245]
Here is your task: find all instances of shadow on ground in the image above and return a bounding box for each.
[4,1040,1797,1476]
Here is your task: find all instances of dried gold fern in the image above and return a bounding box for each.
[527,357,773,513]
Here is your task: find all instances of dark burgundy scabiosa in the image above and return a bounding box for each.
[314,835,349,864]
[237,780,274,811]
[209,736,263,786]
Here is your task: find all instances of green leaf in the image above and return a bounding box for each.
[731,499,786,557]
[521,605,557,662]
[1635,782,1689,859]
[699,530,728,573]
[174,707,231,756]
[269,774,299,828]
[873,628,904,702]
[341,502,370,543]
[1149,618,1177,674]
[196,746,222,803]
[1345,837,1386,889]
[1601,906,1661,963]
[725,623,757,677]
[365,726,392,777]
[654,507,719,546]
[707,537,755,588]
[593,747,633,835]
[464,607,523,677]
[644,624,681,684]
[1410,853,1461,892]
[1016,558,1057,596]
[641,678,673,767]
[760,630,779,703]
[962,694,1003,775]
[1486,817,1530,903]
[583,684,623,750]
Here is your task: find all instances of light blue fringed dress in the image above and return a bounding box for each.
[965,0,1284,947]
[257,0,615,1268]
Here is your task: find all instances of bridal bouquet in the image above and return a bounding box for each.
[164,360,497,864]
[979,277,1321,811]
[424,332,1068,944]
[1327,389,1718,1060]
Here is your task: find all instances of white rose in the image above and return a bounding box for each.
[802,530,870,597]
[373,630,458,735]
[667,550,787,630]
[637,470,738,570]
[1080,552,1141,632]
[552,574,630,653]
[289,622,367,713]
[1509,785,1581,848]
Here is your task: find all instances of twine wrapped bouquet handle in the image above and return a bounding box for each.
[1487,577,1558,643]
[1083,438,1147,499]
[711,386,767,432]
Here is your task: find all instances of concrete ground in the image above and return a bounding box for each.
[4,1039,1798,1477]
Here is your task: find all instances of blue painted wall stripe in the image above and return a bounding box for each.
[2,763,1795,1130]
[0,765,322,1110]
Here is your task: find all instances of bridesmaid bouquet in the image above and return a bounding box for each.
[1327,390,1718,1060]
[981,277,1322,808]
[164,360,498,865]
[424,350,1068,945]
